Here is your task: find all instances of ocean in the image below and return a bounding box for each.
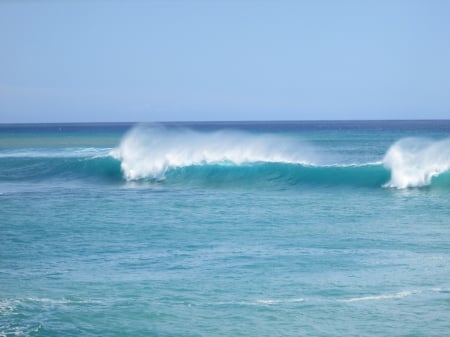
[1,121,449,337]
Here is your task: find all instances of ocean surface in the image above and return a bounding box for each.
[1,120,450,337]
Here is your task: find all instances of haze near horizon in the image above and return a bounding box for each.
[1,0,449,122]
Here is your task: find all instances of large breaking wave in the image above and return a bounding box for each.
[1,126,449,189]
[110,126,320,181]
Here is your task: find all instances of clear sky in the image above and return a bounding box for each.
[1,0,449,122]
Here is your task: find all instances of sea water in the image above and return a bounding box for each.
[1,121,449,337]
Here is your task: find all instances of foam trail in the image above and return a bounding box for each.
[341,291,411,302]
[111,125,319,181]
[383,137,450,188]
[255,298,305,305]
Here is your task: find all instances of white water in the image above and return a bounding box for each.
[383,138,450,188]
[111,126,319,180]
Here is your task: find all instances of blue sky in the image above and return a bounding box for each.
[1,0,449,122]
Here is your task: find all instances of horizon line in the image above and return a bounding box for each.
[1,118,450,126]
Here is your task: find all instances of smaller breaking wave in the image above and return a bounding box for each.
[383,138,450,188]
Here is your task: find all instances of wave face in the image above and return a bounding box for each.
[383,138,450,188]
[162,162,390,189]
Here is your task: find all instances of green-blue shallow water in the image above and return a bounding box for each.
[1,121,450,336]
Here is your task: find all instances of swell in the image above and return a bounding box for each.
[1,127,449,190]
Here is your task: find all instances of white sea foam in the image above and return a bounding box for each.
[431,287,450,293]
[0,323,42,337]
[341,291,411,302]
[0,297,98,313]
[255,298,305,305]
[212,298,305,306]
[111,125,319,180]
[383,137,450,188]
[0,299,16,314]
[24,297,74,305]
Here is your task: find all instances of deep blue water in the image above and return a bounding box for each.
[1,121,450,336]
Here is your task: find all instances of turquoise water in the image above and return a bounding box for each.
[1,121,450,336]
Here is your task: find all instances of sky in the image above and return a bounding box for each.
[0,0,449,122]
